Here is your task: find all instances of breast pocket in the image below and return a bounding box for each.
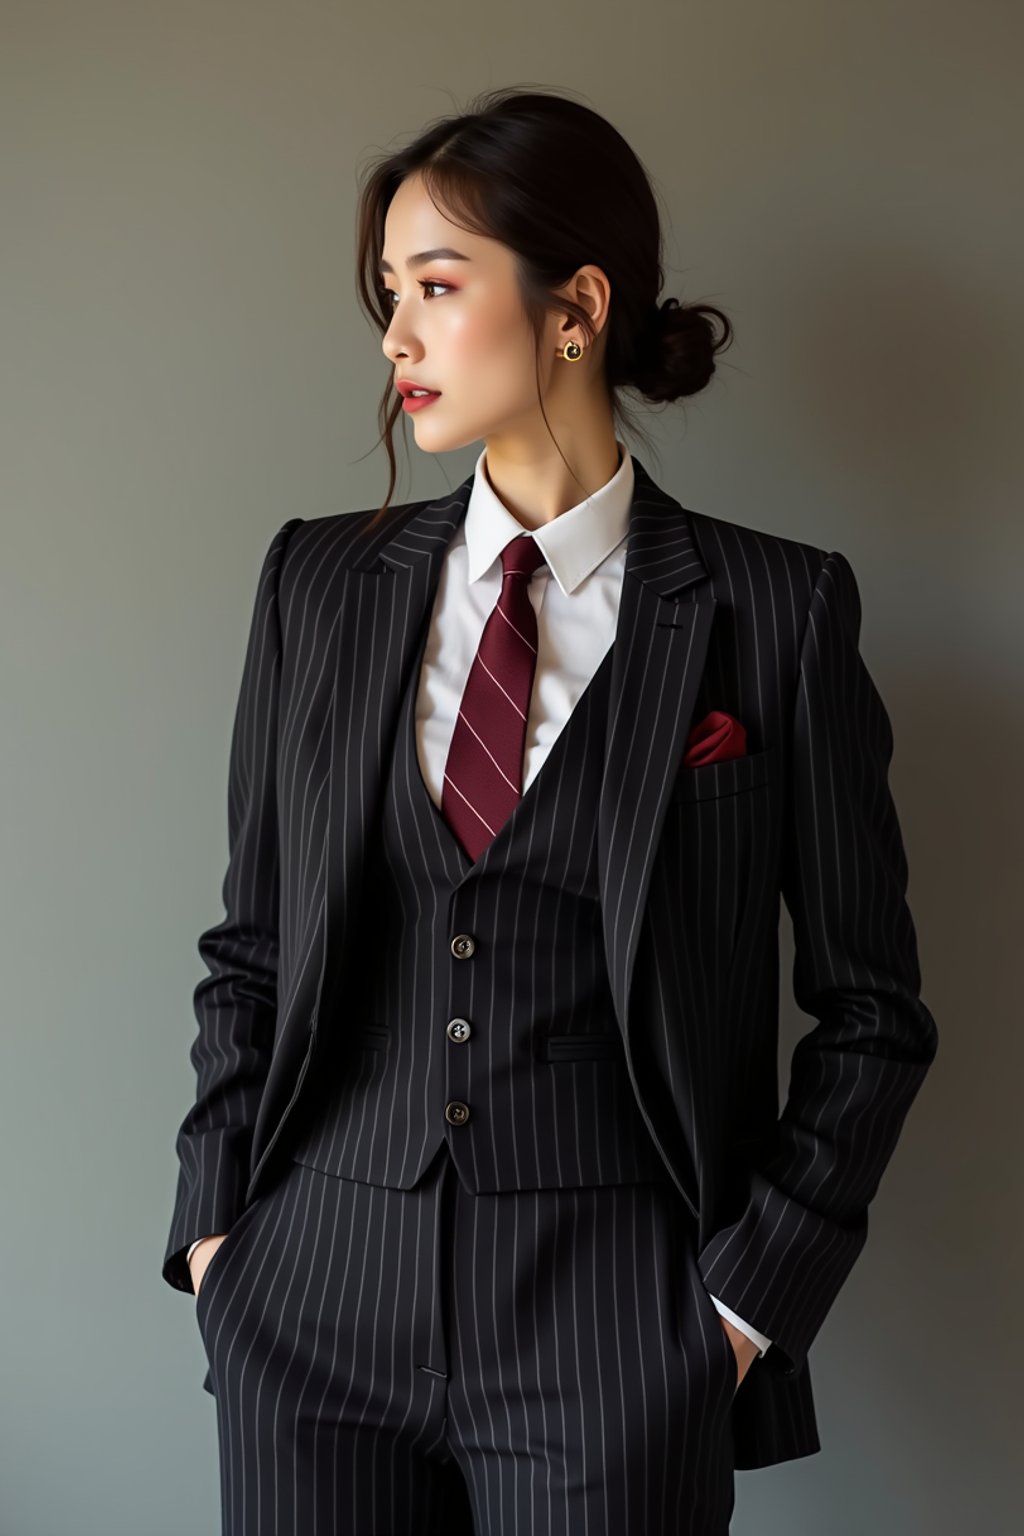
[666,744,778,805]
[659,743,780,973]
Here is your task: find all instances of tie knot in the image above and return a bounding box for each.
[501,534,547,582]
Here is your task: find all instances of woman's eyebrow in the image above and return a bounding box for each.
[378,248,471,274]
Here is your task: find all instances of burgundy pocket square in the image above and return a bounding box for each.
[682,709,748,767]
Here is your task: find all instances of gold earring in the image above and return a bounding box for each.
[558,339,584,362]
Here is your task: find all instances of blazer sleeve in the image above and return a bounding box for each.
[696,548,938,1377]
[162,517,302,1294]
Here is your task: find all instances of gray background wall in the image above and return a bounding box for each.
[2,2,1020,1532]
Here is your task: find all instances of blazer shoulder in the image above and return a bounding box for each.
[283,497,426,578]
[686,506,830,601]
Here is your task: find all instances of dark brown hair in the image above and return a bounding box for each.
[354,86,734,528]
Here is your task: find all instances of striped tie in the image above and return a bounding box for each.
[441,532,548,861]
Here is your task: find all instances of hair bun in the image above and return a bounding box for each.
[632,296,733,405]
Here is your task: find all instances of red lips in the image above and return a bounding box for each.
[395,378,441,398]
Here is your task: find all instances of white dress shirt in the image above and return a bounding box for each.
[190,439,772,1360]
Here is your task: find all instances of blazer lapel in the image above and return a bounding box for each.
[598,459,715,1052]
[318,472,475,1019]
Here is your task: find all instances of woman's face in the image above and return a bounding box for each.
[379,173,604,457]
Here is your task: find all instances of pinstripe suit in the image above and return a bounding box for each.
[164,454,937,1530]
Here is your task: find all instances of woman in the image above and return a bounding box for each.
[163,87,937,1536]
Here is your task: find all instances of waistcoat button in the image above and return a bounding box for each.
[445,1101,470,1125]
[451,934,475,959]
[447,1018,471,1042]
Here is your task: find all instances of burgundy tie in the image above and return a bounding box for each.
[441,532,548,861]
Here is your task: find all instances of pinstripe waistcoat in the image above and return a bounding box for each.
[163,455,938,1471]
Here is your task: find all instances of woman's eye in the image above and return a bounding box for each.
[380,280,451,309]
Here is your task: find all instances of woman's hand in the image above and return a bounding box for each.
[188,1233,228,1299]
[718,1316,760,1391]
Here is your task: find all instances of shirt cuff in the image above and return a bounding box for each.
[708,1294,773,1356]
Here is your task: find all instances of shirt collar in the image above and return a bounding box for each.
[463,440,634,597]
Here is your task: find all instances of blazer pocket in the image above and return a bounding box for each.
[194,1202,256,1325]
[667,743,778,805]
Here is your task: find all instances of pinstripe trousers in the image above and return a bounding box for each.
[195,1141,738,1535]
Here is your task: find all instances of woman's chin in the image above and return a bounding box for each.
[409,416,475,454]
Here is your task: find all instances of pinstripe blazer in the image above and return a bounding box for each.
[163,454,937,1467]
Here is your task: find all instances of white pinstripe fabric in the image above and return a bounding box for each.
[196,1143,740,1531]
[165,450,937,1483]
